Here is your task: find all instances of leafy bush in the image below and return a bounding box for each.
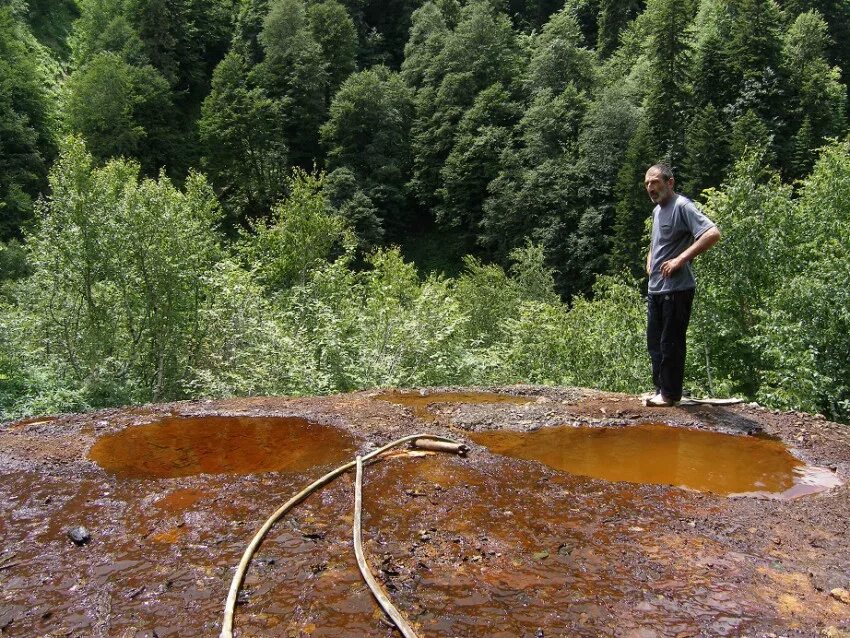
[10,137,222,409]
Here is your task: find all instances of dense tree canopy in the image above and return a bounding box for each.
[2,0,850,423]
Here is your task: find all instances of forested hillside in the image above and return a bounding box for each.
[1,0,849,422]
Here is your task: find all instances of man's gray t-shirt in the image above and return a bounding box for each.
[648,194,716,294]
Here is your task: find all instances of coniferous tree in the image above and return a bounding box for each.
[609,0,693,279]
[609,119,656,278]
[641,0,694,167]
[596,0,641,58]
[780,10,847,178]
[723,0,785,139]
[577,84,641,270]
[231,0,270,64]
[682,103,728,196]
[730,109,775,165]
[690,0,736,110]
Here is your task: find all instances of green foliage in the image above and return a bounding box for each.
[64,51,176,172]
[610,119,655,279]
[0,239,30,282]
[12,137,223,409]
[436,82,518,235]
[320,66,414,238]
[0,6,56,240]
[199,49,288,223]
[24,0,79,60]
[281,248,471,390]
[682,103,729,196]
[479,275,647,389]
[596,0,640,58]
[186,259,295,398]
[322,168,383,252]
[125,0,233,101]
[307,0,358,99]
[752,140,850,419]
[407,0,521,213]
[780,10,847,178]
[239,169,351,292]
[524,7,597,95]
[691,152,793,396]
[5,0,850,427]
[256,0,328,168]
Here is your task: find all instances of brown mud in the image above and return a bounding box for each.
[1,386,849,637]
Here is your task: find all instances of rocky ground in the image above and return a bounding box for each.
[0,386,848,637]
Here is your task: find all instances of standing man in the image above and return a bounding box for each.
[644,164,720,406]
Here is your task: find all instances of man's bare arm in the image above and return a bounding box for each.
[646,250,652,275]
[660,226,720,278]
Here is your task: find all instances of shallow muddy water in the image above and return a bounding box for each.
[2,391,848,638]
[376,390,534,421]
[88,416,356,478]
[469,423,843,498]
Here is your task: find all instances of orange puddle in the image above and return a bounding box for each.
[376,390,534,421]
[88,416,355,478]
[470,423,843,498]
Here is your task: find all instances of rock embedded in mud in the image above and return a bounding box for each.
[830,588,850,605]
[67,525,91,546]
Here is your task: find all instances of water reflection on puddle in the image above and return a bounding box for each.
[376,390,534,421]
[88,416,355,478]
[470,423,842,498]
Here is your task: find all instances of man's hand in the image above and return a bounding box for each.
[660,256,684,277]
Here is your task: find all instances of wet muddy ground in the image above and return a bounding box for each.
[1,386,849,637]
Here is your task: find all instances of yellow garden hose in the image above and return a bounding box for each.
[220,433,466,638]
[354,455,419,638]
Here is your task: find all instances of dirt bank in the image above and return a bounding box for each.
[1,386,848,637]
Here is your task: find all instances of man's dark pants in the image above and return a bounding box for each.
[647,288,695,402]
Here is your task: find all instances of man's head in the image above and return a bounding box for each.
[644,164,675,205]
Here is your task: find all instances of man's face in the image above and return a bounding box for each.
[644,169,674,205]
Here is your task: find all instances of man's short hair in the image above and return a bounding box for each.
[647,163,674,181]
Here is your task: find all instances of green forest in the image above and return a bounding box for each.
[1,0,849,422]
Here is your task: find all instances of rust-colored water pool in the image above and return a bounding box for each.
[469,423,842,498]
[88,416,356,478]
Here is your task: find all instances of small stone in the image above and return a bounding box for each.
[829,588,850,604]
[67,526,91,546]
[823,627,850,638]
[533,551,549,561]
